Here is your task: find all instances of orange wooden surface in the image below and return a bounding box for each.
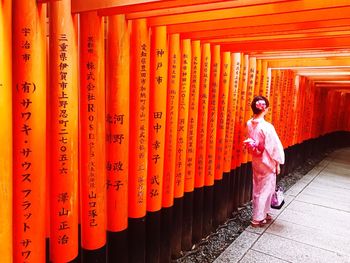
[0,0,12,261]
[184,40,201,193]
[149,0,350,27]
[231,53,242,169]
[226,53,241,171]
[106,14,130,231]
[180,18,350,41]
[125,0,285,20]
[13,1,47,262]
[243,56,256,163]
[129,18,150,218]
[79,12,106,250]
[162,34,180,207]
[49,0,79,261]
[168,6,350,34]
[74,0,228,14]
[147,26,168,211]
[238,55,249,166]
[254,59,262,96]
[205,45,220,186]
[194,43,211,188]
[214,51,231,180]
[174,38,191,198]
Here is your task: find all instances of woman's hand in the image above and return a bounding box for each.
[276,164,281,175]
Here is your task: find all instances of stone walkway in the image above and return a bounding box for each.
[215,147,350,263]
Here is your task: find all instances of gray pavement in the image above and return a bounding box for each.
[215,147,350,263]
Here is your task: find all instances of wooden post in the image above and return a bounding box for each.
[226,53,241,214]
[193,43,210,243]
[161,33,180,263]
[213,51,231,228]
[79,11,106,262]
[146,25,168,263]
[172,38,191,258]
[237,54,249,206]
[128,18,150,263]
[105,14,130,263]
[182,40,201,251]
[49,0,79,261]
[243,56,256,202]
[13,1,47,262]
[203,44,220,236]
[0,1,12,262]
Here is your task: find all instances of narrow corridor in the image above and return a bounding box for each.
[216,147,350,263]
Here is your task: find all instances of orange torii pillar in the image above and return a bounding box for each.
[161,33,180,263]
[213,51,231,228]
[79,12,106,262]
[146,25,168,263]
[277,70,288,174]
[265,67,275,123]
[49,0,79,262]
[230,53,242,212]
[105,15,130,263]
[235,54,249,207]
[289,75,301,171]
[224,53,240,216]
[193,43,210,244]
[203,44,220,237]
[243,56,256,203]
[172,38,191,259]
[254,59,262,97]
[182,40,201,251]
[13,1,46,262]
[0,1,12,262]
[129,18,149,263]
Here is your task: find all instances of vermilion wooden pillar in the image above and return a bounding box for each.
[0,1,12,262]
[225,53,240,215]
[161,33,180,263]
[105,14,130,263]
[203,44,220,237]
[237,54,249,207]
[193,43,210,243]
[213,51,231,228]
[13,1,47,262]
[172,38,191,259]
[243,56,256,202]
[146,25,168,263]
[128,18,150,263]
[182,40,200,251]
[231,53,242,211]
[79,11,106,263]
[49,0,79,261]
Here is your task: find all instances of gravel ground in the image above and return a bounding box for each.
[173,149,332,263]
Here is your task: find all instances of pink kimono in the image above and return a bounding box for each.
[245,118,285,221]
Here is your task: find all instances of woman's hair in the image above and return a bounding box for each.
[251,95,270,115]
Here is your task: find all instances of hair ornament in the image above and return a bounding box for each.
[255,100,266,110]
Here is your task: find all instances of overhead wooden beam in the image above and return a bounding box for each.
[221,36,350,53]
[72,0,225,14]
[120,0,289,19]
[207,30,350,44]
[168,6,350,34]
[266,57,350,68]
[37,0,60,2]
[148,0,350,26]
[180,19,350,40]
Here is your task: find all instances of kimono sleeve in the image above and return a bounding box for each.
[264,124,285,164]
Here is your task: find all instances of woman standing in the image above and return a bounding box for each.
[244,96,285,227]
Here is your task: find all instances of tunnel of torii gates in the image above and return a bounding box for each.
[1,0,350,262]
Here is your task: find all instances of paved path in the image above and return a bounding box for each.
[215,147,350,263]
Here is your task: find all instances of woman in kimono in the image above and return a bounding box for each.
[244,96,285,227]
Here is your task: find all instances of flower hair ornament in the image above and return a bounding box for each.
[255,100,266,111]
